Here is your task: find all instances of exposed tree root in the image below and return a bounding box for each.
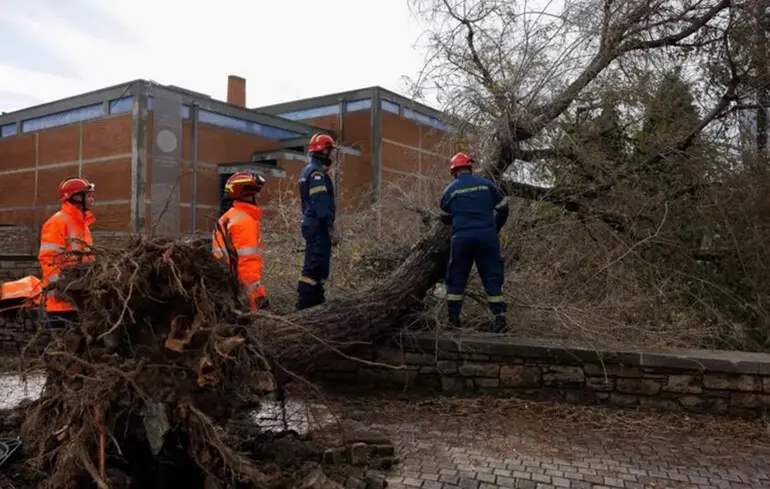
[10,234,406,489]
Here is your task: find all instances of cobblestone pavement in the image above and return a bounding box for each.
[334,396,770,489]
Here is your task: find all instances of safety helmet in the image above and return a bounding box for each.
[224,172,265,200]
[59,177,95,202]
[449,152,474,174]
[308,133,337,154]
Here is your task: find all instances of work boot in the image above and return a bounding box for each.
[447,313,461,329]
[492,314,508,333]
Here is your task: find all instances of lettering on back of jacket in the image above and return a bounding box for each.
[439,174,509,236]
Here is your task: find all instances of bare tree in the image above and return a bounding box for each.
[267,0,754,345]
[384,0,770,350]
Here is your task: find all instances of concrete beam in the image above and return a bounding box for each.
[371,87,382,200]
[130,90,149,233]
[337,144,362,157]
[371,87,382,238]
[217,162,287,178]
[251,150,307,163]
[277,137,362,156]
[278,135,332,148]
[0,80,143,127]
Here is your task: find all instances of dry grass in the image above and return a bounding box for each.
[252,165,770,354]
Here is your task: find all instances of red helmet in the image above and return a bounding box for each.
[224,172,265,200]
[450,152,474,173]
[308,133,337,153]
[59,177,95,202]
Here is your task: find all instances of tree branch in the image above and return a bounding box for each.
[621,0,731,52]
[441,0,505,107]
[491,0,732,162]
[500,181,629,233]
[637,76,740,169]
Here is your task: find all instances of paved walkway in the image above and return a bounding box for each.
[3,373,769,488]
[331,395,770,489]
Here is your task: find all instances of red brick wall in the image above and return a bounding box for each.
[144,119,282,233]
[0,115,133,231]
[377,112,463,234]
[285,111,373,212]
[380,112,456,181]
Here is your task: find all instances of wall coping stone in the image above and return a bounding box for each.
[401,333,770,376]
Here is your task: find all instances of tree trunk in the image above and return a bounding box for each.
[270,224,451,367]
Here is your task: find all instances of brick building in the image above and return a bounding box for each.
[0,75,457,234]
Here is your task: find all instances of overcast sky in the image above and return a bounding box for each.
[0,0,430,113]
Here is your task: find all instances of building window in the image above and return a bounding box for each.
[277,98,373,121]
[198,109,302,139]
[345,99,371,112]
[0,123,18,138]
[403,107,449,132]
[21,103,104,133]
[278,103,340,121]
[382,99,400,114]
[109,96,133,115]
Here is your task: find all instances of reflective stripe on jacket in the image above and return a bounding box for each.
[212,201,267,310]
[0,275,42,307]
[298,157,335,229]
[37,202,95,313]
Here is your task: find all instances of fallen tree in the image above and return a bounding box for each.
[15,235,404,489]
[9,1,756,487]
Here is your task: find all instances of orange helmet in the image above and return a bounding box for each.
[59,177,95,202]
[449,152,474,173]
[224,172,265,200]
[308,133,337,153]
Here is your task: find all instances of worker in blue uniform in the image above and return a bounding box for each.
[439,152,510,332]
[296,133,338,310]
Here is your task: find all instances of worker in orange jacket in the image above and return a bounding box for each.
[38,177,96,329]
[212,171,269,311]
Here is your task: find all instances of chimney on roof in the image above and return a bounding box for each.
[227,75,246,107]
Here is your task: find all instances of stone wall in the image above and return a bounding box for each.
[0,226,147,256]
[0,226,38,255]
[314,335,770,418]
[0,226,210,283]
[0,255,40,283]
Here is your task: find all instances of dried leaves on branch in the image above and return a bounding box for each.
[400,0,770,350]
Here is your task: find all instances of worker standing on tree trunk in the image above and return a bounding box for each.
[439,153,510,332]
[212,171,269,311]
[38,177,96,329]
[296,133,338,310]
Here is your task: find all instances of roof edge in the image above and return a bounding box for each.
[252,85,460,127]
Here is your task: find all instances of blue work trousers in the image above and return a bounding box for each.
[445,234,506,315]
[297,222,332,309]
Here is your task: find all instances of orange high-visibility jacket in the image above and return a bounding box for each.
[212,201,267,310]
[38,202,95,313]
[0,275,42,308]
